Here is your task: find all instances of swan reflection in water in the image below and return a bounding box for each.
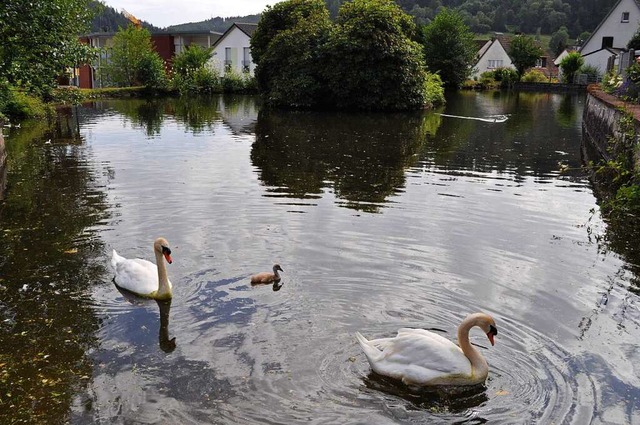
[363,373,489,413]
[114,284,177,353]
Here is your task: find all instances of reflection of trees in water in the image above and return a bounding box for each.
[555,95,578,128]
[108,98,167,136]
[427,91,584,179]
[0,117,110,423]
[251,109,441,212]
[106,96,260,136]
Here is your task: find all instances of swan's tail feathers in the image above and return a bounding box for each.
[111,249,123,269]
[356,332,383,364]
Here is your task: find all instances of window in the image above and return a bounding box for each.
[602,36,614,49]
[225,47,232,72]
[622,12,630,22]
[242,47,251,73]
[535,57,547,67]
[488,59,503,69]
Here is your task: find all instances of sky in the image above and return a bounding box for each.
[102,0,278,28]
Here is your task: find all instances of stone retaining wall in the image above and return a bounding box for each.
[513,82,588,92]
[582,85,640,168]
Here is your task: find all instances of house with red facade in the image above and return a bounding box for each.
[75,29,222,88]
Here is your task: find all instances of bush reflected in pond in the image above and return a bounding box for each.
[251,109,441,212]
[0,116,111,424]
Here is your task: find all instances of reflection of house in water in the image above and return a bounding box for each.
[219,96,259,136]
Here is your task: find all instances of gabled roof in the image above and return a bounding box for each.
[579,0,640,52]
[235,23,258,37]
[494,33,512,55]
[475,39,491,58]
[212,23,258,49]
[581,46,625,58]
[475,37,509,63]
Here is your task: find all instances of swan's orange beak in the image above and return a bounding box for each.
[487,324,497,346]
[164,253,173,264]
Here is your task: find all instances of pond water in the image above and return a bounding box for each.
[1,91,640,424]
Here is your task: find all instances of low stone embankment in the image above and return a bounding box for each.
[583,85,640,169]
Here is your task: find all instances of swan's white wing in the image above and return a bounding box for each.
[112,255,159,296]
[366,328,472,385]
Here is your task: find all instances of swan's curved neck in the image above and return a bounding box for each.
[155,250,171,297]
[457,316,489,379]
[272,267,280,278]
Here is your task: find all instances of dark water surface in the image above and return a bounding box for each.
[1,92,639,424]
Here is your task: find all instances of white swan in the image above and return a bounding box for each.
[111,237,173,300]
[250,264,283,284]
[356,312,497,386]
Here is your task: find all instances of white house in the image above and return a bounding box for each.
[210,23,258,76]
[579,0,640,73]
[472,36,516,78]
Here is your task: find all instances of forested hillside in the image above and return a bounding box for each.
[90,2,162,32]
[89,0,619,37]
[165,15,261,33]
[310,0,619,37]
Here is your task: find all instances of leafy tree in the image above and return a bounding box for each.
[324,0,431,110]
[102,25,165,87]
[250,0,329,65]
[550,26,570,56]
[0,0,97,95]
[577,31,592,46]
[251,0,332,107]
[422,8,477,87]
[171,46,220,94]
[172,45,213,77]
[252,0,442,110]
[559,51,584,83]
[509,34,543,78]
[137,53,167,89]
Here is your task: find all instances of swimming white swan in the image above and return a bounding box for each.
[250,264,283,284]
[111,237,173,300]
[356,312,498,386]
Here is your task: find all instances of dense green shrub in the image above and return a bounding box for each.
[252,0,331,107]
[3,89,52,119]
[50,86,85,105]
[423,73,445,107]
[172,45,213,78]
[323,0,431,110]
[492,67,519,84]
[521,69,548,83]
[138,53,167,89]
[193,67,222,93]
[252,0,441,110]
[221,70,246,93]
